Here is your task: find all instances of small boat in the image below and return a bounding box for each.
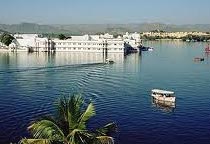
[140,46,153,51]
[148,47,154,51]
[151,89,175,103]
[194,57,204,61]
[105,58,114,64]
[140,46,148,51]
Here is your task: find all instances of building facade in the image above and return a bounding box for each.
[53,35,125,53]
[9,33,141,53]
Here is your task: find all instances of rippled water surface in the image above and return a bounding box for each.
[0,41,210,144]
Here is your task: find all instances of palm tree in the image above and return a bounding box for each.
[20,94,117,144]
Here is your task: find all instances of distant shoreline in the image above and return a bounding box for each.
[142,39,182,41]
[142,39,210,42]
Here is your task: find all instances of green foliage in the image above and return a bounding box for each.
[0,32,14,46]
[150,29,165,33]
[58,34,66,40]
[95,32,105,35]
[20,94,117,144]
[113,33,123,38]
[20,138,50,144]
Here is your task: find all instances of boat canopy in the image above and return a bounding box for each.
[152,89,174,95]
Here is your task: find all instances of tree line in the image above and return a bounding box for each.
[181,34,210,42]
[0,32,14,46]
[141,34,210,41]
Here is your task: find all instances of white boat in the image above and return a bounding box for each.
[105,58,114,64]
[148,47,154,51]
[151,89,175,103]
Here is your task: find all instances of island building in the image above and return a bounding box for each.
[3,32,142,53]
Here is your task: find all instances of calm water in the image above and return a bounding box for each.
[0,41,210,144]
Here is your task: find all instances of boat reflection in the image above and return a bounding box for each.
[152,98,176,113]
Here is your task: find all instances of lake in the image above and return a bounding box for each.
[0,41,210,144]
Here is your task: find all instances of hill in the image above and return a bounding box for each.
[0,23,210,35]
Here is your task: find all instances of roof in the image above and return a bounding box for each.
[151,89,174,95]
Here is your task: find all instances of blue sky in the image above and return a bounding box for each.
[0,0,210,24]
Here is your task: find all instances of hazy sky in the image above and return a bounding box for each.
[0,0,210,24]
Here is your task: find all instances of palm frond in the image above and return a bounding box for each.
[67,94,84,130]
[28,119,64,141]
[19,138,51,144]
[56,96,69,122]
[78,102,96,129]
[56,94,84,130]
[67,129,93,144]
[95,122,117,136]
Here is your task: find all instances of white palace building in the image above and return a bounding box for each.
[5,32,141,53]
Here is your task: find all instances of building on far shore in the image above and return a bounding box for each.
[1,32,142,53]
[140,31,210,39]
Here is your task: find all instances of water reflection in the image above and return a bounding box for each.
[152,98,176,113]
[0,52,127,68]
[205,52,210,59]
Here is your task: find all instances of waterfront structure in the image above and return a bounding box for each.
[12,34,52,52]
[123,32,142,49]
[3,32,141,53]
[53,34,125,53]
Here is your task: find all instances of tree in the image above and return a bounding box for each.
[20,94,117,144]
[0,33,14,46]
[95,32,105,35]
[113,33,122,39]
[58,34,66,40]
